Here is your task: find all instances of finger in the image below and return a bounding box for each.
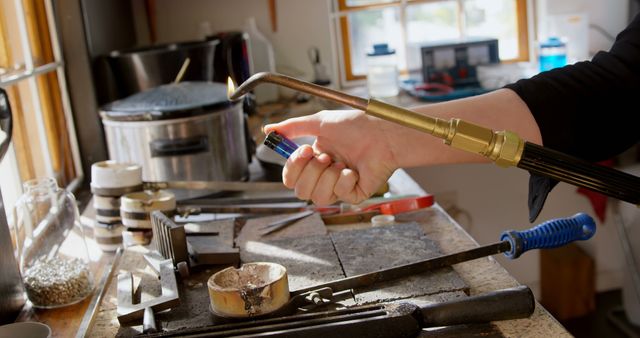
[294,153,332,201]
[334,168,360,204]
[282,145,314,188]
[310,162,345,205]
[264,114,322,139]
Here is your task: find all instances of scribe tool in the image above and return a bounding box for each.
[259,210,315,235]
[232,72,640,221]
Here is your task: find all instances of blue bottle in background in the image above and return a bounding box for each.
[539,37,567,72]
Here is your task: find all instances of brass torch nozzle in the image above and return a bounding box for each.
[230,72,369,110]
[231,72,524,167]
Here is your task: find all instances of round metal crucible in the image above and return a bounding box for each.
[208,262,289,318]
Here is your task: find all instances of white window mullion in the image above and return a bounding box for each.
[328,2,342,89]
[13,0,33,71]
[27,76,55,178]
[332,14,350,87]
[457,0,466,38]
[54,67,83,187]
[44,0,84,186]
[0,62,60,87]
[15,0,54,178]
[43,0,62,64]
[527,0,536,62]
[399,0,409,73]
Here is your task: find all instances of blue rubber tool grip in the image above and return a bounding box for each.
[500,213,596,259]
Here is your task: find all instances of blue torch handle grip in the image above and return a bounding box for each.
[264,131,300,159]
[500,213,596,259]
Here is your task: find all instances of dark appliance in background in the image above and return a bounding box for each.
[208,32,256,116]
[99,39,218,102]
[94,31,252,107]
[208,32,251,87]
[94,32,257,187]
[0,88,26,324]
[421,37,499,88]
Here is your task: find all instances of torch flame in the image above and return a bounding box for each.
[227,77,236,100]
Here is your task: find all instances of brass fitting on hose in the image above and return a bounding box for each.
[367,99,524,167]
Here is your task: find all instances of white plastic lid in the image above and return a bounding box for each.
[91,161,143,188]
[371,214,395,227]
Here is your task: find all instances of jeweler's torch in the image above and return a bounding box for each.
[230,72,640,220]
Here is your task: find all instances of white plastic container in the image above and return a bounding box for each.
[91,161,143,190]
[244,17,278,104]
[539,37,567,72]
[90,161,143,250]
[366,44,399,98]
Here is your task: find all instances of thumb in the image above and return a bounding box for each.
[263,115,322,139]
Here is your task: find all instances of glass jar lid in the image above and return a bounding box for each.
[367,43,395,56]
[540,37,566,48]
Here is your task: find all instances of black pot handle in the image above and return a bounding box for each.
[149,136,208,157]
[0,88,13,162]
[243,110,256,164]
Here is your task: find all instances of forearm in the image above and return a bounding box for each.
[389,88,542,168]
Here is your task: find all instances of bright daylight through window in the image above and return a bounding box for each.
[335,0,529,82]
[0,0,81,219]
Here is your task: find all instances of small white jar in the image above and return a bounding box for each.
[120,190,176,229]
[90,161,143,248]
[366,43,399,98]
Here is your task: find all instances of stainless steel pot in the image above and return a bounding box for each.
[107,40,219,98]
[100,82,250,199]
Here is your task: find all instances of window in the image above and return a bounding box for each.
[0,0,82,215]
[335,0,530,83]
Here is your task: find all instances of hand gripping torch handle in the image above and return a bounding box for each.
[231,73,640,221]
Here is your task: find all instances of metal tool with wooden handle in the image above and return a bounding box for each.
[141,215,593,337]
[141,285,534,338]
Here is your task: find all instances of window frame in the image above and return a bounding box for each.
[0,0,84,196]
[335,0,531,84]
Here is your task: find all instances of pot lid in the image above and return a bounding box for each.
[100,81,233,121]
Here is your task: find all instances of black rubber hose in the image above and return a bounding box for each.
[517,142,640,205]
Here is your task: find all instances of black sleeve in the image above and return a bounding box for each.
[504,14,640,162]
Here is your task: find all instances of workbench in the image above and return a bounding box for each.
[15,167,570,337]
[16,95,572,336]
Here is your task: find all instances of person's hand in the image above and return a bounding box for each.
[264,110,400,205]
